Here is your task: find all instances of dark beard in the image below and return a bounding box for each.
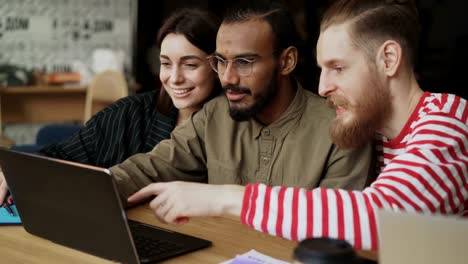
[329,73,391,149]
[225,68,279,122]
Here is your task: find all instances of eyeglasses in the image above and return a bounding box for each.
[207,55,256,77]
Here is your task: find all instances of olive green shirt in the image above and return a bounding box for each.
[110,85,373,199]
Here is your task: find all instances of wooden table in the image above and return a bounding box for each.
[0,204,297,263]
[0,204,378,263]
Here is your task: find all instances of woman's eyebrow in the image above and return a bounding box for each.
[159,55,202,61]
[180,55,203,61]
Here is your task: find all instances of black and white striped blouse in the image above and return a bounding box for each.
[40,91,177,168]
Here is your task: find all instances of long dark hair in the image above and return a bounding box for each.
[155,8,222,115]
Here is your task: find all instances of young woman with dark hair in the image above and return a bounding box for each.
[0,8,221,204]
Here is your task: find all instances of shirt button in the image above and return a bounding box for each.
[263,129,270,136]
[262,156,270,164]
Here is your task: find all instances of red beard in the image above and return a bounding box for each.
[327,74,391,149]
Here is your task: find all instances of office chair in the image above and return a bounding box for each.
[83,70,128,123]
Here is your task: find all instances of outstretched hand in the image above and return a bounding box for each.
[128,181,245,225]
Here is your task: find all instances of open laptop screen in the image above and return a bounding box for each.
[0,148,211,263]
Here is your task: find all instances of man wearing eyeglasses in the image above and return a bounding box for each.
[123,0,467,250]
[109,2,374,203]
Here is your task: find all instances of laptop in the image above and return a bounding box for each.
[0,148,211,264]
[378,210,468,264]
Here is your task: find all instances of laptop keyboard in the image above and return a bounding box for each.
[127,220,211,263]
[132,234,183,259]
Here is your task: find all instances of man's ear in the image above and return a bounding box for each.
[279,46,298,75]
[376,40,402,77]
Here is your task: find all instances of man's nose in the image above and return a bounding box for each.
[318,72,336,97]
[221,62,240,85]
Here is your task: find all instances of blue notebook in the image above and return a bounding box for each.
[0,204,21,225]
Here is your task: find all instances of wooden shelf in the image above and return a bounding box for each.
[0,86,86,94]
[0,85,88,125]
[0,83,140,134]
[0,83,139,94]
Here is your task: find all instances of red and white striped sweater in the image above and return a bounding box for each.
[240,92,468,250]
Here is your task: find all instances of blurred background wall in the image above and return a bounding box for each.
[0,0,135,75]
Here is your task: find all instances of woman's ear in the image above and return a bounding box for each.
[377,40,402,77]
[279,46,298,75]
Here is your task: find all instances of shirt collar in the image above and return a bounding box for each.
[253,80,307,139]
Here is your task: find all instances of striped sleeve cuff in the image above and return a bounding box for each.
[241,183,256,226]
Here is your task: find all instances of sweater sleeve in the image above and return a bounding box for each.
[241,113,468,250]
